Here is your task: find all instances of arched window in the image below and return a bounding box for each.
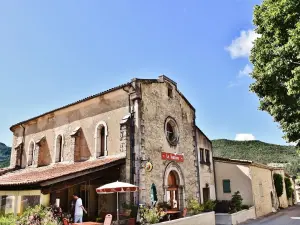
[94,121,108,158]
[28,141,35,166]
[55,135,63,162]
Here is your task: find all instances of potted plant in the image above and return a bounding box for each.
[122,202,132,217]
[157,202,171,212]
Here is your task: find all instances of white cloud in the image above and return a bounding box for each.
[225,30,260,59]
[235,133,256,141]
[238,64,252,77]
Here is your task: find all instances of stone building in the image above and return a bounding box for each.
[214,157,291,218]
[0,75,215,219]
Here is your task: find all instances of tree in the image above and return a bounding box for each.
[273,173,283,205]
[284,177,294,199]
[250,0,300,145]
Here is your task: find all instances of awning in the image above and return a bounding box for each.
[0,155,125,188]
[71,127,81,136]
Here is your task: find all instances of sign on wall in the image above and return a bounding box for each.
[161,152,184,162]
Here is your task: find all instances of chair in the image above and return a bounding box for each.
[104,214,113,225]
[182,208,187,218]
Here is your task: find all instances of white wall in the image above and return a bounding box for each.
[216,207,256,225]
[154,212,215,225]
[214,161,254,206]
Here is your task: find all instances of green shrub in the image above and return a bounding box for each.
[203,200,216,212]
[187,199,204,215]
[0,214,17,225]
[241,205,250,210]
[139,206,165,224]
[284,177,293,199]
[230,191,243,213]
[214,200,231,213]
[16,205,59,225]
[273,174,284,198]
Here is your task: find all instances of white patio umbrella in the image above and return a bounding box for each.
[96,181,139,224]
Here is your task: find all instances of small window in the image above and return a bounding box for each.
[165,117,179,145]
[199,148,205,164]
[223,180,231,193]
[55,135,63,163]
[168,86,173,98]
[205,149,210,164]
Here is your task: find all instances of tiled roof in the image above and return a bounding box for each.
[0,155,125,186]
[213,156,281,170]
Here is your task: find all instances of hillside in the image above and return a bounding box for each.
[0,142,11,168]
[212,139,300,175]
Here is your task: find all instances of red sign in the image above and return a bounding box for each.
[161,152,184,162]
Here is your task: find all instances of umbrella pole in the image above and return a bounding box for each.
[117,192,119,224]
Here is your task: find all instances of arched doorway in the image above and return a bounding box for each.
[164,162,185,211]
[167,171,179,210]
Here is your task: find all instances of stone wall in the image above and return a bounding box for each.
[10,88,129,168]
[139,80,198,207]
[250,166,273,217]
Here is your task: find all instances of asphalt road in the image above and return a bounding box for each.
[242,204,300,225]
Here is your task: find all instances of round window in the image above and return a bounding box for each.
[165,117,179,145]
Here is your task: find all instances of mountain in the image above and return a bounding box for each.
[0,142,11,168]
[212,139,300,175]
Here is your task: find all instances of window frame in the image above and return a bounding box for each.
[199,148,205,164]
[164,117,179,146]
[205,149,210,164]
[223,179,231,193]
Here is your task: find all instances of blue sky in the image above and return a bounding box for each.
[0,0,288,146]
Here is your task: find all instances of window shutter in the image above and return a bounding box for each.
[223,180,231,193]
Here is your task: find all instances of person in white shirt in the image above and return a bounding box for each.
[73,194,87,223]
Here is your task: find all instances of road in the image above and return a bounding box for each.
[242,204,300,225]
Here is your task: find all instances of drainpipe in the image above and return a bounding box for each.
[194,123,202,204]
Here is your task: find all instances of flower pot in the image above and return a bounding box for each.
[128,218,136,225]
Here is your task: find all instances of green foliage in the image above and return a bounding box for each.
[284,177,294,199]
[187,199,204,215]
[157,202,171,210]
[203,200,216,212]
[16,205,60,225]
[0,214,17,225]
[230,191,243,213]
[273,173,284,198]
[250,0,300,144]
[139,206,165,224]
[212,139,300,175]
[241,205,250,210]
[214,200,231,213]
[0,142,11,168]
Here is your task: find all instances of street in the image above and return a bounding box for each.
[243,204,300,225]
